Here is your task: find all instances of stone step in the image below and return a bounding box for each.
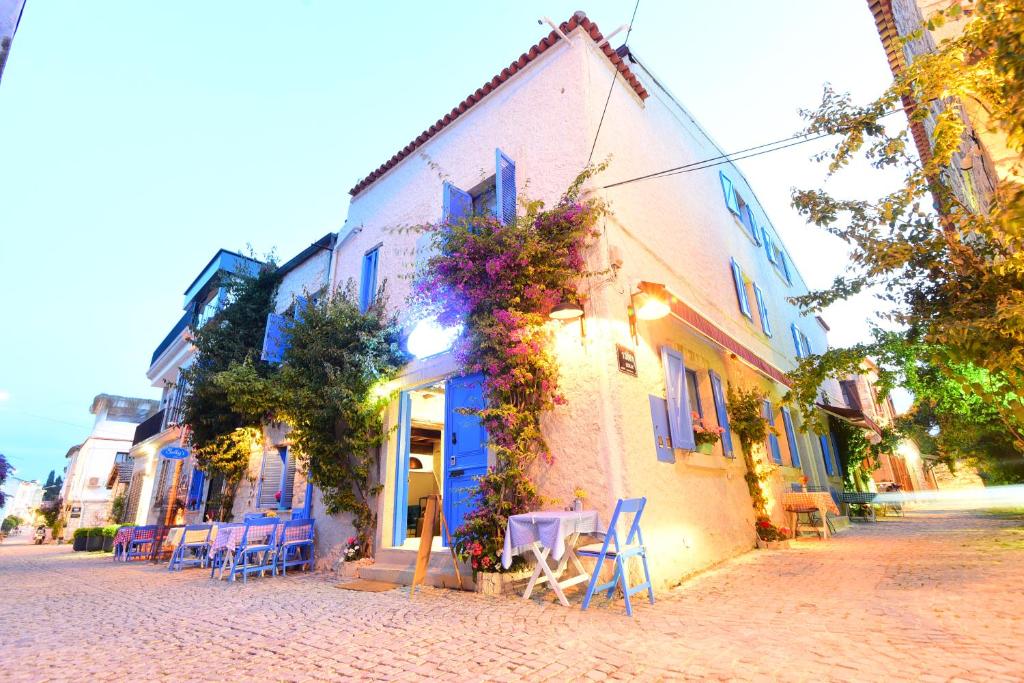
[357,563,472,590]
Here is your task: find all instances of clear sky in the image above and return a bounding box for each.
[0,1,901,490]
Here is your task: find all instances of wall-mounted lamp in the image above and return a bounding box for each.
[633,282,671,321]
[628,281,671,342]
[549,297,586,337]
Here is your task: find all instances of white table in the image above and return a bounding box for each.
[502,510,601,607]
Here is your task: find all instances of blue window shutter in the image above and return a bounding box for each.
[708,370,734,456]
[720,172,739,215]
[661,347,696,451]
[495,148,516,225]
[800,330,812,357]
[442,181,472,223]
[359,247,379,313]
[294,295,310,323]
[791,323,804,359]
[753,284,772,337]
[261,313,289,363]
[819,434,834,476]
[780,251,792,284]
[829,429,842,477]
[763,400,782,464]
[781,407,801,468]
[257,451,283,509]
[763,228,776,264]
[731,259,752,319]
[744,207,762,245]
[278,447,295,510]
[648,395,676,463]
[186,468,205,510]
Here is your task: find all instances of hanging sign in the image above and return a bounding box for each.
[160,446,190,460]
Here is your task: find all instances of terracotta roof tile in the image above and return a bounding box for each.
[348,11,648,197]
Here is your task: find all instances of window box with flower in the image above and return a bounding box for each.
[754,517,791,549]
[692,412,725,455]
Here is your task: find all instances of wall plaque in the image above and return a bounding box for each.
[616,344,637,376]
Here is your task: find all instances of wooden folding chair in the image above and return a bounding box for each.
[579,497,655,617]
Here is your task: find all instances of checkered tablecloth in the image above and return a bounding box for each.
[279,522,312,544]
[210,525,245,554]
[502,510,601,569]
[113,526,133,547]
[781,491,840,516]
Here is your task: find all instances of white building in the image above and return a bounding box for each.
[60,394,159,536]
[321,12,849,587]
[5,480,43,526]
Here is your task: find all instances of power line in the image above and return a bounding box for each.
[587,0,641,166]
[601,109,902,191]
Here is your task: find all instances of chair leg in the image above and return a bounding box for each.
[640,552,655,605]
[606,560,622,599]
[618,559,633,617]
[581,561,604,611]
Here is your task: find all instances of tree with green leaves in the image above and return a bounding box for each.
[786,0,1024,479]
[181,260,279,518]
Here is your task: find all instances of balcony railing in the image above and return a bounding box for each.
[162,381,189,431]
[133,409,165,446]
[150,311,192,367]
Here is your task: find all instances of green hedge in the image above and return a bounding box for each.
[73,525,125,540]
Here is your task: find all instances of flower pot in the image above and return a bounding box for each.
[72,536,87,551]
[696,442,715,455]
[102,537,115,552]
[86,535,104,552]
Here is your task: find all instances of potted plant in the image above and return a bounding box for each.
[754,517,791,549]
[72,527,89,551]
[86,527,105,551]
[692,412,725,455]
[100,525,120,552]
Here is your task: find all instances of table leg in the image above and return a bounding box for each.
[818,504,829,539]
[522,543,550,600]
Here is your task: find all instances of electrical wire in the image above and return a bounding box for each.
[601,109,902,190]
[587,0,641,166]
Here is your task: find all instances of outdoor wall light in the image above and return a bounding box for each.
[407,317,462,359]
[632,282,671,321]
[549,301,584,320]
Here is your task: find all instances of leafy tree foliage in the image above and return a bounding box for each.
[786,1,1024,477]
[0,453,8,508]
[181,261,279,516]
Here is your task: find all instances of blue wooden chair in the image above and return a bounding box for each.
[243,512,268,522]
[579,497,655,617]
[207,523,244,579]
[229,519,280,583]
[124,525,158,562]
[275,518,315,576]
[167,524,213,571]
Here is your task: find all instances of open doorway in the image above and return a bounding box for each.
[394,381,445,549]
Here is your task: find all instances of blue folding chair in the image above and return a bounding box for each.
[275,518,315,576]
[167,524,213,571]
[579,497,655,617]
[229,519,280,583]
[207,523,244,579]
[123,525,158,562]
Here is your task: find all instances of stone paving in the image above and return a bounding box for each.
[1,508,1022,682]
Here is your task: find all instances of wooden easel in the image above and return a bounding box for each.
[410,494,463,596]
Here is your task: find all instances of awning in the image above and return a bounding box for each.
[816,403,884,437]
[106,461,134,489]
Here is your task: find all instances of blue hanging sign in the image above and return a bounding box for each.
[160,446,190,460]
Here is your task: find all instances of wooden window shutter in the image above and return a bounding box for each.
[495,148,516,225]
[708,370,734,456]
[442,181,472,223]
[660,346,696,451]
[731,259,752,319]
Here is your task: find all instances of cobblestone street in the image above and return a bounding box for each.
[1,508,1021,682]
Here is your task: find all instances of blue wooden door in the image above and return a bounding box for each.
[443,373,488,545]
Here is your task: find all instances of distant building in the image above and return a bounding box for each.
[126,250,262,527]
[867,0,1019,214]
[6,479,43,525]
[59,394,159,536]
[0,0,26,85]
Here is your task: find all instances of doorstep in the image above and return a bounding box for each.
[355,547,474,590]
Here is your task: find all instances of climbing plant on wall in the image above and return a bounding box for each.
[215,283,406,557]
[726,386,772,517]
[412,165,607,573]
[181,261,279,519]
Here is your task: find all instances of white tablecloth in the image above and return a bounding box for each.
[501,510,601,569]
